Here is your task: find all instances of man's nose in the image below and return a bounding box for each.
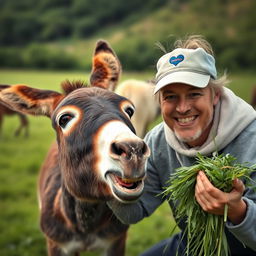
[176,98,191,113]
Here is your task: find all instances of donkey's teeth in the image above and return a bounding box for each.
[116,176,136,188]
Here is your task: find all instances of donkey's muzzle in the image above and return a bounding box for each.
[106,138,150,202]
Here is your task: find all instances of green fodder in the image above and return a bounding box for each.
[163,153,256,256]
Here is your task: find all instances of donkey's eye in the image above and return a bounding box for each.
[55,106,81,135]
[125,106,134,118]
[58,113,74,128]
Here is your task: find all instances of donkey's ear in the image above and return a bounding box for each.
[0,84,63,117]
[0,85,12,108]
[90,40,121,92]
[0,84,10,91]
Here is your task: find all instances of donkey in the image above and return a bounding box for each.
[0,86,29,137]
[0,41,150,256]
[115,79,160,138]
[0,103,29,137]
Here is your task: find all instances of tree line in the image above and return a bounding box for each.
[0,0,255,71]
[0,0,167,46]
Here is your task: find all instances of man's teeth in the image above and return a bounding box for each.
[177,116,195,123]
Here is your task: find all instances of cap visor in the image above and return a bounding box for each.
[154,72,210,94]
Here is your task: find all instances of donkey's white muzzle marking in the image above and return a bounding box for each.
[94,120,150,202]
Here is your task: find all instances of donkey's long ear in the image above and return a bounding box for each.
[0,85,12,108]
[90,40,121,92]
[0,84,63,117]
[0,85,10,91]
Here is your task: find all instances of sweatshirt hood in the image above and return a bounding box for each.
[164,87,256,157]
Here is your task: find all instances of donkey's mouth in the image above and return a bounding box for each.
[105,172,145,203]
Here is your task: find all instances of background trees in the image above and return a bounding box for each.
[0,0,255,71]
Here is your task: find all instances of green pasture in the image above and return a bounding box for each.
[0,69,255,256]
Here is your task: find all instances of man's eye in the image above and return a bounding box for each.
[165,95,177,100]
[189,93,202,98]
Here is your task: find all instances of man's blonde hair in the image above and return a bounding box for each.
[174,35,230,94]
[174,35,214,56]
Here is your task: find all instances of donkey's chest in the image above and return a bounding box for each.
[66,200,128,237]
[75,202,103,232]
[61,204,127,254]
[61,235,111,254]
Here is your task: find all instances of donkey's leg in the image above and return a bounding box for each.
[14,114,22,136]
[47,239,65,256]
[21,114,29,137]
[15,113,29,137]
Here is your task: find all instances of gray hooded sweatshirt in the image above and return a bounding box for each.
[108,87,256,254]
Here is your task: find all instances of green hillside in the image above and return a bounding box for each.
[0,0,255,72]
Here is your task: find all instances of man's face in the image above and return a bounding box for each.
[160,83,220,147]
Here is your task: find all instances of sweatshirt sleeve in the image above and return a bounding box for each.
[224,122,256,251]
[226,197,256,251]
[225,164,256,251]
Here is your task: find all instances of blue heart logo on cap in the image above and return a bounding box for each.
[169,55,184,66]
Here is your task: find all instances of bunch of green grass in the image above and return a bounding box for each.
[163,153,256,256]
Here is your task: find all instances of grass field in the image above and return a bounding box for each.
[0,69,255,256]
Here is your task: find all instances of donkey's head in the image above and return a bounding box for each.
[0,41,150,203]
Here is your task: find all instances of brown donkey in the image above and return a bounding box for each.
[0,102,29,137]
[0,85,29,137]
[0,41,150,256]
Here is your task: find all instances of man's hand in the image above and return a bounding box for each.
[195,171,247,224]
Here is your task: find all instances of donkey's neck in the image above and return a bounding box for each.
[61,185,111,234]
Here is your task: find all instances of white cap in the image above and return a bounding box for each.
[154,47,217,94]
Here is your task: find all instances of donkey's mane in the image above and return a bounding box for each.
[61,80,88,95]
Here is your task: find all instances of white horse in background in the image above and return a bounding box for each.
[115,79,160,138]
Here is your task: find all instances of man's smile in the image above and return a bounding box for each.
[175,116,198,126]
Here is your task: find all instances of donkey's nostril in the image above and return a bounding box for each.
[141,141,150,157]
[111,142,128,158]
[110,140,150,160]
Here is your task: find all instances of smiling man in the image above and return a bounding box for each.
[107,35,256,255]
[160,83,219,147]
